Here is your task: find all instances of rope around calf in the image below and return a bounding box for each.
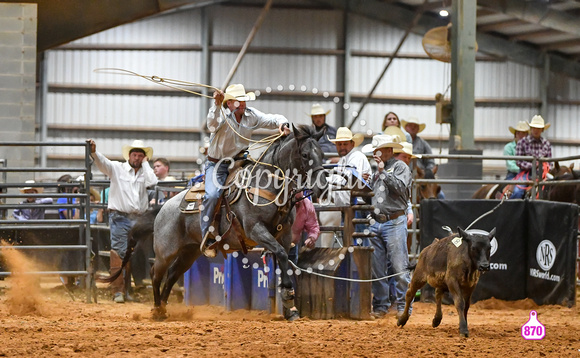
[288,260,409,283]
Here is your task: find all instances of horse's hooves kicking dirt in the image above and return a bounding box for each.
[151,308,168,321]
[284,309,300,322]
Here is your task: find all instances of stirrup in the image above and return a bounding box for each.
[200,231,217,258]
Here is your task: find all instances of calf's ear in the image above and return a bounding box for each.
[488,227,496,240]
[457,226,466,238]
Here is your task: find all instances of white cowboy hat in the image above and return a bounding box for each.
[394,142,420,158]
[509,121,530,135]
[309,103,331,116]
[527,115,550,130]
[122,140,154,161]
[362,134,403,153]
[20,179,43,193]
[401,117,426,133]
[222,84,256,107]
[383,126,407,142]
[328,127,364,147]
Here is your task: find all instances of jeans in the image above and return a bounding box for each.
[200,159,230,238]
[109,211,136,259]
[370,214,411,313]
[505,172,517,181]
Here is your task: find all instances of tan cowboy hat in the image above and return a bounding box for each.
[509,121,530,135]
[383,126,407,142]
[309,103,331,116]
[362,134,403,153]
[222,84,256,107]
[401,117,426,133]
[328,127,364,147]
[89,187,101,202]
[122,140,154,161]
[20,179,43,193]
[394,142,420,158]
[527,115,550,130]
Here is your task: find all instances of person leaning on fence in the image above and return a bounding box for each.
[504,121,530,180]
[309,103,338,161]
[199,84,291,258]
[289,191,320,263]
[363,134,412,319]
[56,174,79,219]
[511,115,552,199]
[151,158,177,204]
[12,180,53,220]
[89,139,158,303]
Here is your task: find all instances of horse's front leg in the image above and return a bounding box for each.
[249,222,299,321]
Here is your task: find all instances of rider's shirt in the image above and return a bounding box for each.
[206,105,288,159]
[515,135,552,172]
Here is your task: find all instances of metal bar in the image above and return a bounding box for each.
[221,0,273,89]
[0,167,87,172]
[0,245,88,250]
[347,0,428,129]
[0,225,92,230]
[0,271,89,276]
[0,141,88,146]
[0,219,88,224]
[415,179,534,185]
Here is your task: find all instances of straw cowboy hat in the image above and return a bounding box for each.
[122,140,154,161]
[527,115,551,130]
[20,179,43,193]
[309,103,331,116]
[329,127,364,147]
[383,126,407,142]
[222,84,256,107]
[509,121,530,135]
[394,142,420,158]
[89,187,101,202]
[362,134,403,153]
[401,117,426,133]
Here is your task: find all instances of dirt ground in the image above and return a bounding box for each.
[1,249,579,357]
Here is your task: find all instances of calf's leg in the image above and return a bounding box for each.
[448,282,469,337]
[396,274,425,327]
[432,287,445,328]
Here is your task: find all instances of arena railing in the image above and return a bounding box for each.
[0,141,95,302]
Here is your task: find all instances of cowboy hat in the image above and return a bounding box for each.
[509,121,530,135]
[394,142,420,158]
[383,126,407,142]
[222,84,256,107]
[401,117,426,133]
[20,179,43,193]
[122,140,154,161]
[328,127,364,147]
[309,103,331,116]
[89,187,101,202]
[527,115,551,130]
[362,134,403,153]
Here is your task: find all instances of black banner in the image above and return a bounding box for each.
[420,200,577,305]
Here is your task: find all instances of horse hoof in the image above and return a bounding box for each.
[151,308,168,321]
[284,309,300,322]
[202,247,217,258]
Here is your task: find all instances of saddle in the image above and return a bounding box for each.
[501,162,551,199]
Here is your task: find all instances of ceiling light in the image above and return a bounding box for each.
[439,9,449,17]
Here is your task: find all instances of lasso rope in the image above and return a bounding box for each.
[288,260,408,283]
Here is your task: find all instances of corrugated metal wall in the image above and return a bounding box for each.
[44,4,580,178]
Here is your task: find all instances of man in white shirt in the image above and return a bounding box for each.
[320,127,371,247]
[200,84,290,257]
[89,139,158,303]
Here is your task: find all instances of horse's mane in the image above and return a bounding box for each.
[261,124,318,163]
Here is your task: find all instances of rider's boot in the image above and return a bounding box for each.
[200,230,217,258]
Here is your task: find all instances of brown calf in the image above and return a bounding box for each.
[397,227,496,338]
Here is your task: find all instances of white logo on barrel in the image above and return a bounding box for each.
[536,240,556,271]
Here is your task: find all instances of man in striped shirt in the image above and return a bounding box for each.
[512,115,552,199]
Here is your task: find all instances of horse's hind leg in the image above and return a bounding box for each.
[160,244,200,306]
[151,259,170,320]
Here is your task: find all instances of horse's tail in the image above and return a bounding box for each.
[97,205,162,283]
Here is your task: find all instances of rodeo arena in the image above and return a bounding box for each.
[2,0,580,356]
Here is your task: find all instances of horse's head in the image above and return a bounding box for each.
[416,165,440,201]
[549,161,573,179]
[290,124,328,200]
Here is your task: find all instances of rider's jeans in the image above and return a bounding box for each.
[200,159,230,239]
[369,214,411,313]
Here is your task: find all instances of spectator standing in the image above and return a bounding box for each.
[512,115,552,199]
[504,121,530,180]
[56,174,79,220]
[309,103,338,158]
[382,112,412,143]
[366,134,412,319]
[13,180,52,220]
[89,139,158,303]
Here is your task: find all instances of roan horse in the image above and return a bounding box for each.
[104,125,327,320]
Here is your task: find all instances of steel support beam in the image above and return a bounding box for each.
[451,0,476,150]
[478,0,580,36]
[312,0,580,80]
